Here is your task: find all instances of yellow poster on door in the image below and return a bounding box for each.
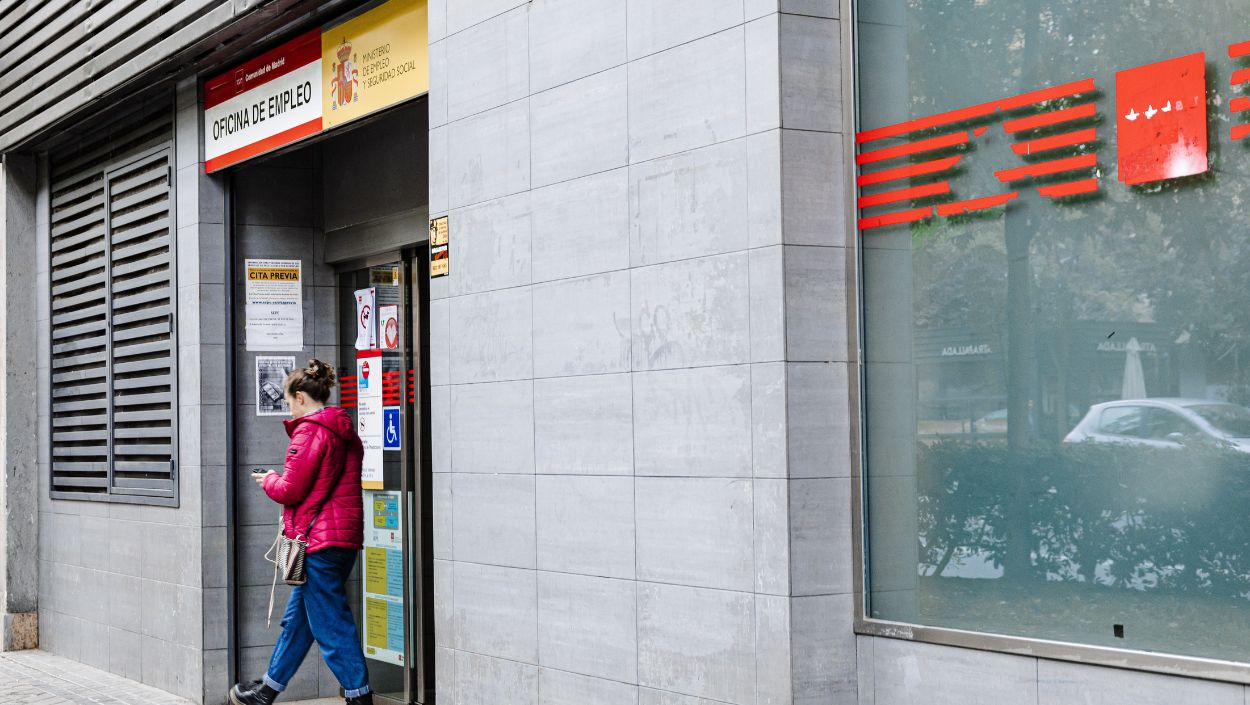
[322,0,428,130]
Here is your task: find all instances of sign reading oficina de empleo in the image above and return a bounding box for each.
[203,0,428,173]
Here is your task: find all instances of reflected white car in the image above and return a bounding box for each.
[1063,398,1250,452]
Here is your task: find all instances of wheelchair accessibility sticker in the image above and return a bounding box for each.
[383,407,401,450]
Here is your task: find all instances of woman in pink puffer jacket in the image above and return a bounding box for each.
[230,360,372,705]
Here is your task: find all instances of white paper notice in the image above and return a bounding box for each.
[255,355,297,416]
[246,259,303,351]
[357,350,384,489]
[355,287,377,351]
[379,304,399,350]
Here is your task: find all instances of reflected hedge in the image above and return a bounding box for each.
[917,440,1250,597]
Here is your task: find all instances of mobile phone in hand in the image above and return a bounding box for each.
[251,468,269,475]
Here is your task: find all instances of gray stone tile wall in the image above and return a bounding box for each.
[33,77,221,703]
[430,1,853,703]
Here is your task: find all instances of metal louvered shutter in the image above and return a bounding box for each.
[49,156,110,494]
[49,100,177,503]
[107,151,176,499]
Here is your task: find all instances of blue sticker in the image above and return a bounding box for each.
[383,407,401,450]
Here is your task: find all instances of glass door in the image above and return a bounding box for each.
[336,252,431,704]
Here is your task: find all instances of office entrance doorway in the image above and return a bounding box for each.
[228,99,432,703]
[335,252,432,705]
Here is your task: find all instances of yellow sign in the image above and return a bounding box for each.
[246,267,300,282]
[430,216,448,278]
[365,597,389,649]
[429,216,448,247]
[364,547,388,593]
[323,0,428,129]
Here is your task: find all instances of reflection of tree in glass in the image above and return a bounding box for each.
[870,0,1250,648]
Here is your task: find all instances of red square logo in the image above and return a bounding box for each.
[1116,53,1208,185]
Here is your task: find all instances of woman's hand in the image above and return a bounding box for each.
[253,470,275,487]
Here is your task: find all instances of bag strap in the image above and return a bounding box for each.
[301,439,349,538]
[264,533,281,628]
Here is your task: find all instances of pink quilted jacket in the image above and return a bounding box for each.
[263,406,364,553]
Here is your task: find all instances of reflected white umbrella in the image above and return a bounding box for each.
[1121,337,1147,399]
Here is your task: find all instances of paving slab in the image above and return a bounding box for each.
[0,650,193,705]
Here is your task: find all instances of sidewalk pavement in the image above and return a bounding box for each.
[0,650,194,705]
[0,650,335,705]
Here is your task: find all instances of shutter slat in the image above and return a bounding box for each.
[50,176,103,209]
[52,304,108,327]
[51,272,105,299]
[110,269,170,296]
[51,318,106,342]
[53,286,111,313]
[113,391,173,407]
[48,351,107,371]
[113,374,172,391]
[108,163,163,192]
[113,357,171,376]
[110,287,169,313]
[109,180,167,213]
[111,246,170,279]
[52,192,105,223]
[50,475,109,489]
[53,430,108,443]
[114,444,173,456]
[51,336,108,356]
[104,216,168,249]
[112,304,170,328]
[50,256,105,284]
[108,200,167,231]
[51,461,109,472]
[52,445,112,458]
[52,413,107,428]
[52,398,108,414]
[50,208,105,239]
[110,477,176,487]
[52,365,108,385]
[111,321,169,343]
[113,409,171,424]
[52,380,108,398]
[50,232,105,266]
[114,427,170,439]
[109,340,168,361]
[112,232,170,261]
[112,463,174,476]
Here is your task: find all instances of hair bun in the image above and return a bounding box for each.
[305,358,337,389]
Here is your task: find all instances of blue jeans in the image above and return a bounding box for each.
[264,547,370,697]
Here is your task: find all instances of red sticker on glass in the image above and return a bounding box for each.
[1115,53,1208,185]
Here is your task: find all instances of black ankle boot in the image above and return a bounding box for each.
[346,692,374,705]
[229,680,279,705]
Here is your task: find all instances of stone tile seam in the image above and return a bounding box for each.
[778,9,843,21]
[1034,654,1041,704]
[446,244,844,303]
[529,57,542,678]
[446,558,800,598]
[744,83,761,705]
[623,0,642,684]
[441,127,790,215]
[441,646,743,705]
[33,565,206,590]
[441,247,802,299]
[443,6,749,78]
[443,14,806,125]
[447,471,804,482]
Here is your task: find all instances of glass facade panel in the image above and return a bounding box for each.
[858,0,1250,662]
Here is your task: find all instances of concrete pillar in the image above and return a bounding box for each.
[0,153,40,651]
